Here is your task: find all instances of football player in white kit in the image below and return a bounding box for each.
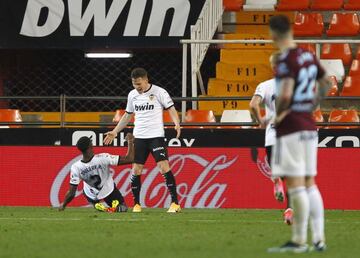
[104,68,181,213]
[59,133,134,212]
[250,52,294,225]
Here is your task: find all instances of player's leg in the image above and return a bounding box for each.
[150,137,180,212]
[131,138,150,212]
[304,131,326,251]
[269,133,309,253]
[267,145,285,202]
[103,184,128,212]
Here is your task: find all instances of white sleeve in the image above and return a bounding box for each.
[159,89,174,109]
[70,166,80,185]
[100,153,120,166]
[125,92,134,113]
[254,83,265,100]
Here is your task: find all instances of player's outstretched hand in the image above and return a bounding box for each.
[125,133,134,143]
[104,131,117,145]
[175,124,181,139]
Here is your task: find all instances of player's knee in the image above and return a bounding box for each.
[157,160,170,174]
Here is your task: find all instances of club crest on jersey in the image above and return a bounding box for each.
[149,94,155,101]
[135,103,155,111]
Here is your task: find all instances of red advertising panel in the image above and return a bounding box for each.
[0,147,359,209]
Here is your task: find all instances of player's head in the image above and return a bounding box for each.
[131,68,149,94]
[76,136,93,154]
[269,51,281,71]
[269,15,293,49]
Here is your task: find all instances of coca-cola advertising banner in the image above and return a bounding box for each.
[0,0,205,48]
[0,146,359,209]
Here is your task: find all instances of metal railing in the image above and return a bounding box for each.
[188,0,224,111]
[181,39,360,120]
[0,95,359,127]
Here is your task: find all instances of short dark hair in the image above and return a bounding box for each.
[76,136,91,152]
[131,68,148,79]
[269,15,291,36]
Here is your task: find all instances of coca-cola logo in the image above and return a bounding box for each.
[50,154,238,208]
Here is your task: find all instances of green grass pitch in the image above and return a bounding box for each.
[0,207,359,258]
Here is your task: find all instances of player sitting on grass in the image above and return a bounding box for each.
[59,133,134,213]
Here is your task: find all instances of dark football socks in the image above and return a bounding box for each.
[130,174,141,205]
[163,170,178,204]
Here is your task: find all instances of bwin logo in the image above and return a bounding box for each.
[135,103,154,111]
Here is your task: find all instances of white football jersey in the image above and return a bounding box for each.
[70,153,119,200]
[254,78,276,147]
[126,84,174,139]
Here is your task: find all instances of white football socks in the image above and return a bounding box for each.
[288,186,310,245]
[307,185,325,244]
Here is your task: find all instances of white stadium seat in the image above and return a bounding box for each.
[220,110,253,123]
[243,0,277,11]
[320,59,345,82]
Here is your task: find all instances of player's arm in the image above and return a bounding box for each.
[168,106,181,138]
[275,78,295,125]
[104,112,134,145]
[117,133,135,165]
[59,184,77,211]
[249,95,266,128]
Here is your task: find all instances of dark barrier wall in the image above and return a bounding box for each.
[0,0,206,48]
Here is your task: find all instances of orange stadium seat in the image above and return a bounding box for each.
[326,13,360,36]
[112,109,135,123]
[224,0,243,11]
[321,43,353,66]
[0,109,22,128]
[184,110,216,123]
[311,0,343,10]
[293,13,324,37]
[328,109,360,128]
[344,0,360,10]
[327,76,339,96]
[163,110,173,123]
[349,59,360,76]
[313,109,325,123]
[340,76,360,96]
[277,0,310,11]
[297,43,316,55]
[355,45,360,59]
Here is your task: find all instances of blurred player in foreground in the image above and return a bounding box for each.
[59,133,135,213]
[250,51,293,225]
[267,15,331,253]
[104,68,181,213]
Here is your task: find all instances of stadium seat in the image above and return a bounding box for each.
[321,44,353,66]
[220,49,272,64]
[311,0,343,10]
[184,110,216,123]
[349,59,360,76]
[224,0,243,11]
[243,0,276,11]
[277,0,310,11]
[112,109,135,123]
[319,59,345,82]
[208,79,257,96]
[297,43,316,55]
[326,13,360,37]
[163,110,173,123]
[235,25,269,35]
[340,76,360,96]
[328,109,359,128]
[220,110,252,123]
[216,62,273,81]
[313,109,325,123]
[293,13,324,37]
[327,76,339,96]
[0,109,22,128]
[198,95,251,116]
[344,0,360,10]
